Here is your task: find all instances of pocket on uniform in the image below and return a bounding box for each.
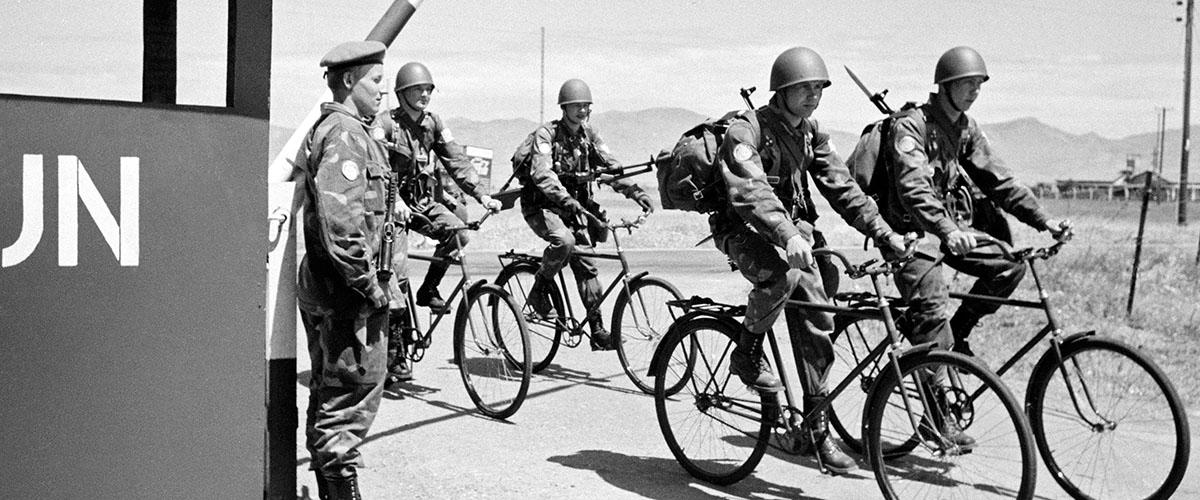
[362,161,388,214]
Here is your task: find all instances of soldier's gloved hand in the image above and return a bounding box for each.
[479,195,503,214]
[785,234,814,270]
[631,191,655,213]
[944,229,977,256]
[1045,218,1074,242]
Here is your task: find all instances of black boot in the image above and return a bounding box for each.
[804,396,857,474]
[949,309,982,357]
[729,330,782,392]
[314,472,329,500]
[588,314,615,351]
[326,473,362,500]
[527,275,557,320]
[920,386,977,451]
[416,263,450,313]
[386,313,413,383]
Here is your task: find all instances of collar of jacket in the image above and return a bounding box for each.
[923,93,968,137]
[321,101,374,126]
[392,108,429,130]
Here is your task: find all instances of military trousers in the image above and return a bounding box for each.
[523,208,602,311]
[715,226,835,397]
[889,246,1026,349]
[301,304,388,479]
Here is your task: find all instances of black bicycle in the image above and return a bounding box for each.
[827,233,1189,500]
[391,211,532,420]
[494,213,682,393]
[650,246,1038,500]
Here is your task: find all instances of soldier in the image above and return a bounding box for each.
[880,46,1072,358]
[521,78,655,350]
[295,40,398,500]
[376,62,501,381]
[712,47,908,473]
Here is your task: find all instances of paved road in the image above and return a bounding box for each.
[293,249,1200,499]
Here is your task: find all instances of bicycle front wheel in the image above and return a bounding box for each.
[613,276,683,394]
[1026,335,1189,500]
[653,317,772,486]
[494,262,564,373]
[454,284,531,420]
[829,316,889,454]
[866,350,1036,500]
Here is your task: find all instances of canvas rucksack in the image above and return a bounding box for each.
[845,103,920,206]
[655,110,749,213]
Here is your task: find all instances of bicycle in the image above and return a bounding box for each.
[494,212,683,394]
[390,211,532,420]
[827,234,1190,500]
[650,246,1038,500]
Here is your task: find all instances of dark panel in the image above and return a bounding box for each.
[0,97,266,498]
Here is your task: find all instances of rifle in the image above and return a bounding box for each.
[373,126,401,287]
[844,66,894,115]
[558,156,657,184]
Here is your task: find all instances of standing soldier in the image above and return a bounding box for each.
[521,78,655,350]
[880,46,1071,358]
[712,47,908,473]
[296,40,397,500]
[377,62,501,382]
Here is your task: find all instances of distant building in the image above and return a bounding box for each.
[1037,155,1200,201]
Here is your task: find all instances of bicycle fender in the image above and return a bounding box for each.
[646,310,743,375]
[628,270,651,283]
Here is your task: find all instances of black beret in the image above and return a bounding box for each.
[320,41,386,72]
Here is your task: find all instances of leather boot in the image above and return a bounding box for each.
[326,473,362,500]
[386,313,413,383]
[804,396,857,474]
[526,275,557,320]
[920,386,977,451]
[588,313,614,351]
[416,263,450,313]
[728,330,782,392]
[314,472,329,500]
[949,309,982,357]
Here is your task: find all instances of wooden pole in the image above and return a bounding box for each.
[1180,0,1194,225]
[1128,172,1155,315]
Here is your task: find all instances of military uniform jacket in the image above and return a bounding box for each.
[377,109,485,209]
[297,102,390,315]
[886,94,1050,239]
[712,106,892,248]
[519,120,643,215]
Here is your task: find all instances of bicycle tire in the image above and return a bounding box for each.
[653,316,772,486]
[829,316,890,455]
[613,276,684,394]
[866,349,1036,500]
[454,284,531,420]
[494,261,564,373]
[1026,335,1190,500]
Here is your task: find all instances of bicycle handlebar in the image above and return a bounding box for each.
[404,208,493,233]
[813,233,920,279]
[971,231,1070,263]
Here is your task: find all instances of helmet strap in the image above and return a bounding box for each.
[397,89,425,121]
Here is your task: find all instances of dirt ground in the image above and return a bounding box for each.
[292,249,1200,500]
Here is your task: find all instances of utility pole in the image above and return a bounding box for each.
[1158,107,1170,176]
[1179,0,1194,225]
[540,27,545,124]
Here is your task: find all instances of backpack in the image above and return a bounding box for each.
[845,103,919,206]
[655,110,747,213]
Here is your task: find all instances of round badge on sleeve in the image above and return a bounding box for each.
[536,142,551,155]
[341,160,360,181]
[733,143,754,162]
[898,136,919,153]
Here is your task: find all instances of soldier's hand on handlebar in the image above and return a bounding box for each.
[945,229,976,256]
[882,232,915,258]
[786,234,815,270]
[479,194,503,214]
[1046,218,1074,242]
[394,200,412,224]
[632,191,655,213]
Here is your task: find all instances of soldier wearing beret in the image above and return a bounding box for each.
[295,40,399,500]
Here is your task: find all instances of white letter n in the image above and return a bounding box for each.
[58,156,140,266]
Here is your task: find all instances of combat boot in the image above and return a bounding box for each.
[920,387,977,451]
[803,396,857,474]
[526,276,557,320]
[949,309,982,357]
[326,473,362,500]
[588,314,615,351]
[416,264,450,313]
[728,331,782,392]
[314,472,329,500]
[386,314,413,383]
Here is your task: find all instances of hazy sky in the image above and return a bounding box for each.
[0,0,1188,138]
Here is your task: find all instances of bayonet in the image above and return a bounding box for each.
[844,66,894,115]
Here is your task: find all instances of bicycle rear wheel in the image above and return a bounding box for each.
[613,276,683,394]
[494,262,563,373]
[866,350,1036,500]
[1026,335,1189,500]
[454,284,531,420]
[653,317,772,486]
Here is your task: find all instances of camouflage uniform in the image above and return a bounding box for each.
[711,106,893,396]
[518,119,648,314]
[296,101,391,479]
[883,94,1053,348]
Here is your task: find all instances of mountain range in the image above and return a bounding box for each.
[271,107,1191,188]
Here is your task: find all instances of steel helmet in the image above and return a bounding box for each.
[769,47,831,91]
[934,47,989,85]
[557,79,593,106]
[394,62,435,92]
